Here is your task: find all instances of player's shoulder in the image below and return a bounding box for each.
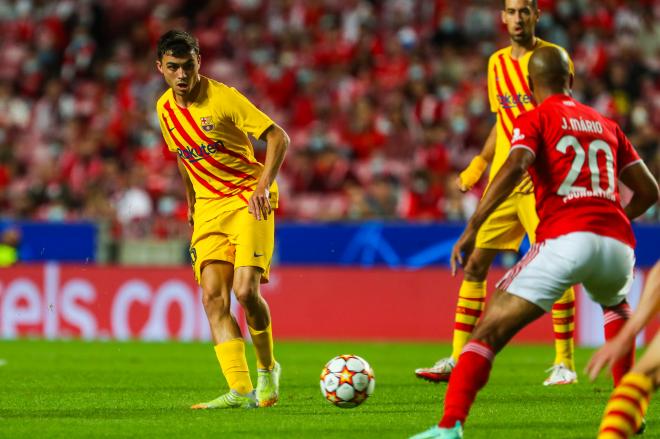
[535,38,566,52]
[572,99,616,127]
[203,76,233,96]
[155,88,172,111]
[517,104,542,123]
[488,47,509,64]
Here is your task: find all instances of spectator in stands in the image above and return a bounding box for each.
[0,0,656,234]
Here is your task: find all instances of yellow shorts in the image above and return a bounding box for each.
[189,206,275,284]
[475,192,538,251]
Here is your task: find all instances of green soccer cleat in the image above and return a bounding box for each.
[410,422,463,439]
[637,418,647,435]
[256,361,281,407]
[190,389,257,410]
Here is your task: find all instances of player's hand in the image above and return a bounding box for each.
[248,185,272,221]
[457,156,488,193]
[455,176,470,193]
[450,227,477,276]
[585,333,634,381]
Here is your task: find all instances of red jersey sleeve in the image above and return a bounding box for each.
[510,110,541,157]
[615,124,642,175]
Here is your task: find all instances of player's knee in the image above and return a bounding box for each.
[464,257,490,281]
[233,280,260,308]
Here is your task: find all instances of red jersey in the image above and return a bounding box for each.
[510,95,641,248]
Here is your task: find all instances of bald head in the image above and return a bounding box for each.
[528,46,573,102]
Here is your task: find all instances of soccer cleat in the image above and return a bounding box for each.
[636,418,647,435]
[190,389,257,409]
[543,363,578,386]
[256,361,281,407]
[415,357,455,383]
[409,422,463,439]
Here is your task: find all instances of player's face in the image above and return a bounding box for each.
[157,51,201,97]
[501,0,539,44]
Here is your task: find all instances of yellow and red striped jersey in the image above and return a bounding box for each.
[487,38,574,185]
[156,76,277,215]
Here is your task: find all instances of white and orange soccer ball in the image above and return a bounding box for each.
[320,354,375,408]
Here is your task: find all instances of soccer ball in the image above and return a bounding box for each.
[320,354,375,408]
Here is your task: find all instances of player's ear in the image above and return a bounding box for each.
[569,73,574,90]
[156,60,163,74]
[196,54,201,70]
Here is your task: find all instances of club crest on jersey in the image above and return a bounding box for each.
[200,116,214,132]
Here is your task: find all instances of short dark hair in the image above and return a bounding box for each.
[501,0,538,9]
[157,30,199,60]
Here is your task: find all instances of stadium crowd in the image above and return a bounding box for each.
[0,0,658,238]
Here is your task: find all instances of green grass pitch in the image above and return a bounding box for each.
[0,340,657,438]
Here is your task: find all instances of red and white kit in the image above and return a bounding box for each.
[498,95,641,310]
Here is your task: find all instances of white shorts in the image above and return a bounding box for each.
[496,232,635,312]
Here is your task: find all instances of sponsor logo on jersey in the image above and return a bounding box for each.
[497,93,533,109]
[200,116,214,132]
[511,128,525,143]
[177,141,222,162]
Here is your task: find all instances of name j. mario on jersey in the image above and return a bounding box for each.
[498,93,533,109]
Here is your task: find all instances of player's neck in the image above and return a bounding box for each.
[510,36,537,60]
[535,88,571,104]
[173,75,202,107]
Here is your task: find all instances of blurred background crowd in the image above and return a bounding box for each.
[0,0,658,240]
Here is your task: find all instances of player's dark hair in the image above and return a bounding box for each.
[157,30,199,60]
[501,0,538,10]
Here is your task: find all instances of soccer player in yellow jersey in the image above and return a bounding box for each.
[155,30,289,409]
[415,0,578,386]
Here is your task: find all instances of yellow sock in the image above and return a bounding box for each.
[249,323,275,370]
[551,288,575,370]
[598,373,653,438]
[215,339,253,395]
[451,280,486,361]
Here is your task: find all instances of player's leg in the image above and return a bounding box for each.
[597,332,660,438]
[415,248,497,382]
[412,233,584,438]
[441,291,545,425]
[602,300,635,387]
[411,291,546,439]
[232,207,279,407]
[583,234,637,388]
[192,260,257,409]
[233,266,280,407]
[545,287,577,385]
[415,196,521,382]
[517,192,576,383]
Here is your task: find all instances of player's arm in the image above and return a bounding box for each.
[587,261,660,380]
[450,148,535,274]
[249,123,289,221]
[457,123,496,192]
[176,157,196,227]
[619,161,659,220]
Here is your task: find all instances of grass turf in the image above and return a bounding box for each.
[0,340,656,438]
